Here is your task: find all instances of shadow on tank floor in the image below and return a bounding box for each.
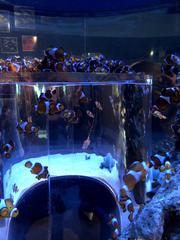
[8,176,120,240]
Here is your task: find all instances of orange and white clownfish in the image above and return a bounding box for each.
[119,185,130,212]
[39,88,57,102]
[35,100,64,115]
[155,95,171,111]
[123,161,147,191]
[8,62,21,72]
[0,198,19,220]
[119,185,134,222]
[17,120,39,135]
[161,161,175,183]
[149,151,171,169]
[1,140,15,158]
[108,214,120,229]
[25,161,49,180]
[161,87,180,103]
[44,47,65,61]
[154,87,180,111]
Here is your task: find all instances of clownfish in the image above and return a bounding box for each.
[39,89,57,102]
[161,161,175,183]
[1,140,15,158]
[119,185,134,222]
[154,87,180,112]
[155,96,171,111]
[35,100,64,115]
[44,47,65,61]
[17,120,39,135]
[149,151,171,169]
[108,214,119,229]
[0,198,19,220]
[123,161,147,191]
[8,63,20,72]
[25,161,49,180]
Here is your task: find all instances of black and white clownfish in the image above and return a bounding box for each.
[35,100,64,115]
[1,140,15,158]
[25,161,49,180]
[0,198,19,220]
[17,120,39,135]
[160,161,175,183]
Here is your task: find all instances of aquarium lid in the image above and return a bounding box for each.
[0,0,176,17]
[0,72,152,85]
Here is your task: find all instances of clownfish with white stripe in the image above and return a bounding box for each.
[108,214,120,229]
[17,119,39,135]
[123,161,148,191]
[0,198,19,220]
[160,161,175,183]
[35,100,65,115]
[1,140,15,158]
[39,88,57,102]
[119,185,134,222]
[25,161,49,180]
[153,87,180,114]
[149,151,171,169]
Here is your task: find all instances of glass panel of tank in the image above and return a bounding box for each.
[0,73,152,240]
[0,0,179,240]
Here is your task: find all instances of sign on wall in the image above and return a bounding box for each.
[14,6,35,29]
[22,35,37,52]
[0,10,10,32]
[0,37,18,54]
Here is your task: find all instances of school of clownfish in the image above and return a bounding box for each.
[0,51,179,238]
[0,47,134,74]
[118,150,176,224]
[152,86,180,138]
[0,86,105,220]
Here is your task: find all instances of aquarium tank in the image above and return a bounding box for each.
[0,1,179,240]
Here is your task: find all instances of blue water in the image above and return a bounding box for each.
[0,75,151,240]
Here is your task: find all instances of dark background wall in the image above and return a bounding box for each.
[0,1,179,62]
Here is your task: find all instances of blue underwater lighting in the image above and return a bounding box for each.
[0,0,176,16]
